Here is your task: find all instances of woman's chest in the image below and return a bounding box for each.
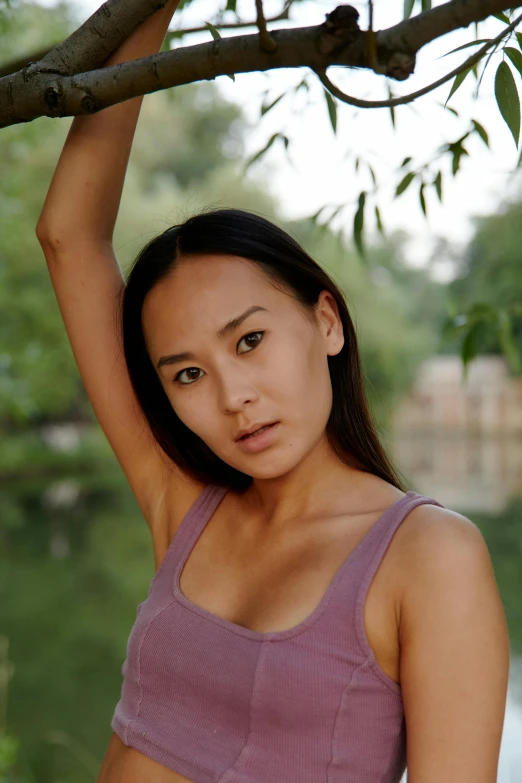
[174,503,402,684]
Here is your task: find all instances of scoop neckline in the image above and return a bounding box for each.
[171,487,415,642]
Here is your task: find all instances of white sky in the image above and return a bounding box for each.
[47,0,522,279]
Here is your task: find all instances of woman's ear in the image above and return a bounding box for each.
[316,290,345,356]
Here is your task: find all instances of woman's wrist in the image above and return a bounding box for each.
[103,0,182,68]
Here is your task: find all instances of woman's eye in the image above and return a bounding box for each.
[173,332,264,386]
[237,331,264,354]
[174,367,203,385]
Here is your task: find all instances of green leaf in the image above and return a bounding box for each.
[445,67,473,106]
[516,32,522,50]
[323,204,343,234]
[403,0,415,20]
[421,0,431,9]
[471,118,489,146]
[440,39,491,58]
[495,61,520,147]
[225,0,237,11]
[261,93,284,116]
[387,84,396,129]
[400,156,412,167]
[419,182,427,216]
[395,171,415,196]
[449,141,469,175]
[353,192,366,260]
[245,133,280,168]
[437,102,459,116]
[375,205,385,236]
[461,323,479,373]
[309,206,326,224]
[226,73,235,81]
[434,170,442,201]
[497,309,522,371]
[494,11,510,23]
[440,313,467,343]
[505,46,522,78]
[324,89,337,134]
[205,21,221,40]
[467,302,497,322]
[367,163,377,187]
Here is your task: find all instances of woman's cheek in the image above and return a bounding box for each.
[168,392,200,432]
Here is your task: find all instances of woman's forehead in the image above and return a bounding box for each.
[144,256,285,318]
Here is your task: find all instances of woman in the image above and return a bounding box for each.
[36,1,510,781]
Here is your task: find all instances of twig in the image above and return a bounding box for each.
[366,0,379,73]
[255,0,278,52]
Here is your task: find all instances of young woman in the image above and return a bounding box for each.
[36,2,510,781]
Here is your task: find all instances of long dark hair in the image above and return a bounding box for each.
[120,208,405,493]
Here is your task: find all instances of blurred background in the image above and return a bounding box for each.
[1,0,521,780]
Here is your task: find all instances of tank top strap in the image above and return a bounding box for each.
[150,483,230,602]
[349,490,446,662]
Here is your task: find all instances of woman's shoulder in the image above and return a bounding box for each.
[393,500,493,618]
[397,500,485,559]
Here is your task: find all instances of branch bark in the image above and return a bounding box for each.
[0,4,294,79]
[0,0,521,129]
[39,0,172,75]
[317,10,522,108]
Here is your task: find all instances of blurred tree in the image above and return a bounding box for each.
[445,198,522,374]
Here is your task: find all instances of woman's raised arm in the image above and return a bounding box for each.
[36,0,206,546]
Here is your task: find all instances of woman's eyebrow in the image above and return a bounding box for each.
[156,305,268,370]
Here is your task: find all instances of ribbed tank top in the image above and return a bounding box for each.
[112,483,446,782]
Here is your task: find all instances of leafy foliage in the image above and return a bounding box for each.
[447,197,522,375]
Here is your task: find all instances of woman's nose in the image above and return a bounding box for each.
[216,366,259,413]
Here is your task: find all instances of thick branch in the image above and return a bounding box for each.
[39,0,171,75]
[0,4,294,80]
[1,0,521,128]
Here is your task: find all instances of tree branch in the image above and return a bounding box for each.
[1,0,521,128]
[39,0,172,75]
[0,2,294,79]
[317,9,522,108]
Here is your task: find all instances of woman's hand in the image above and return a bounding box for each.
[36,0,181,245]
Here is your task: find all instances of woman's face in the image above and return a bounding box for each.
[142,254,344,479]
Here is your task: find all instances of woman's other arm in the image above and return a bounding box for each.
[398,504,510,782]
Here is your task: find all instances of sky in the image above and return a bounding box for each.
[43,0,522,280]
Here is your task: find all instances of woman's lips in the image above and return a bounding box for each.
[235,422,280,453]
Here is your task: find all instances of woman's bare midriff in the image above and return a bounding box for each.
[97,478,414,783]
[96,731,195,782]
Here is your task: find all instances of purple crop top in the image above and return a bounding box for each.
[111,483,445,782]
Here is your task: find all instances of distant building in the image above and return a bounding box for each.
[391,355,522,511]
[393,355,522,435]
